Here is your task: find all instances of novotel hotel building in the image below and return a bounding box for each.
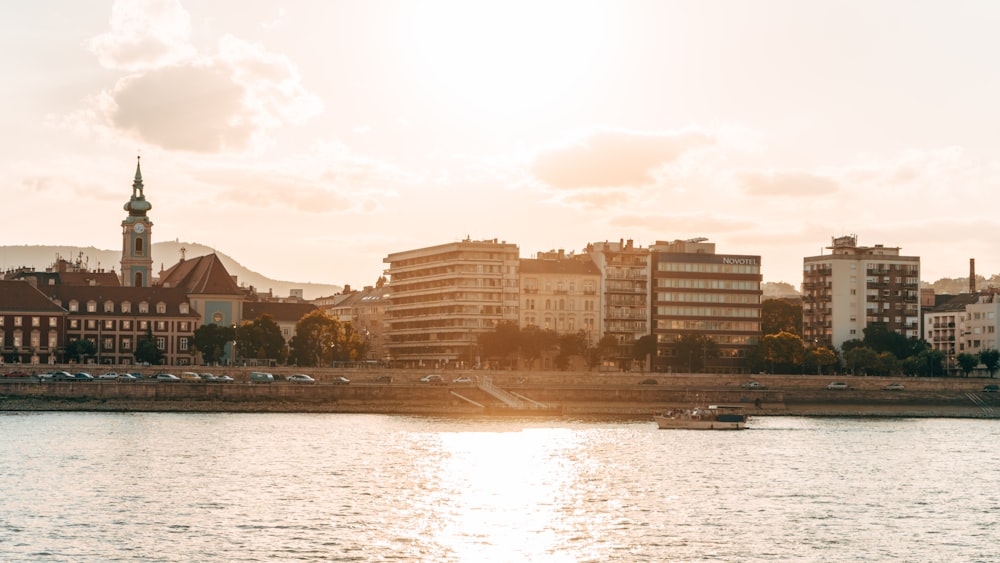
[649,239,763,373]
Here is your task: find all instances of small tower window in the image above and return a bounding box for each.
[135,237,144,256]
[134,272,143,287]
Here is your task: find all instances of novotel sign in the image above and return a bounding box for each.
[722,257,758,265]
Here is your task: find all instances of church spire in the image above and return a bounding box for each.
[124,155,152,216]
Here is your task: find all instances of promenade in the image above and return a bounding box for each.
[2,367,998,418]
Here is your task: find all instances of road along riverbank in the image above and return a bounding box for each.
[2,371,998,418]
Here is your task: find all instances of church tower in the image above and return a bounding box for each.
[121,156,154,287]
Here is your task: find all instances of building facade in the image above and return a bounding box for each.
[650,238,762,373]
[803,235,921,350]
[0,280,68,365]
[519,250,601,338]
[584,239,650,370]
[383,238,519,368]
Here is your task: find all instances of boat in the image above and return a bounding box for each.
[653,405,748,430]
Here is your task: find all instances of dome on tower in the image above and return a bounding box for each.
[124,156,152,216]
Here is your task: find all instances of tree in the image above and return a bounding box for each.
[979,349,999,378]
[288,310,342,367]
[761,299,803,336]
[134,327,164,365]
[65,338,96,364]
[673,334,719,373]
[192,323,235,365]
[553,330,584,371]
[904,348,946,377]
[478,321,521,369]
[956,353,979,377]
[631,334,658,373]
[754,332,806,374]
[803,346,837,375]
[596,334,620,370]
[237,314,288,364]
[843,346,878,376]
[519,325,558,369]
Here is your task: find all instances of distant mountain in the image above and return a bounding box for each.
[0,243,342,301]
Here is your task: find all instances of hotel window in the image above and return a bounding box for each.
[87,301,97,312]
[104,300,114,313]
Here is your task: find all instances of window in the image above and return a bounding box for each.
[139,302,149,313]
[30,331,40,348]
[156,302,166,314]
[13,330,22,347]
[139,321,148,330]
[122,320,131,330]
[180,337,188,351]
[87,301,97,313]
[179,322,189,331]
[87,320,97,329]
[103,337,114,350]
[104,320,114,330]
[48,331,57,348]
[104,300,114,313]
[14,317,22,327]
[121,338,131,351]
[134,237,144,256]
[49,317,57,327]
[179,303,189,314]
[31,317,40,327]
[122,301,131,313]
[156,337,165,350]
[156,321,166,331]
[0,317,3,326]
[69,300,79,312]
[69,319,79,329]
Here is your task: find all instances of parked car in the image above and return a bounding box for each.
[97,372,120,380]
[154,373,181,382]
[984,384,1000,393]
[826,382,849,390]
[52,371,77,381]
[741,381,767,390]
[3,370,30,378]
[452,376,473,384]
[116,373,137,382]
[37,371,58,380]
[882,383,905,391]
[214,374,234,383]
[420,374,446,384]
[249,372,275,383]
[287,374,316,384]
[331,376,350,385]
[179,372,202,382]
[639,378,658,385]
[73,372,95,381]
[199,373,218,382]
[373,375,393,383]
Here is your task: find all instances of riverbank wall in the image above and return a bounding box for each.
[2,368,998,418]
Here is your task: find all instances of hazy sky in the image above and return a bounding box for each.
[5,0,1000,289]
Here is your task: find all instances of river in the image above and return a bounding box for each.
[1,413,997,562]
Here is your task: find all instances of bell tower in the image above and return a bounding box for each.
[121,156,154,287]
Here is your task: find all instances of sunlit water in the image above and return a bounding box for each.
[1,413,998,562]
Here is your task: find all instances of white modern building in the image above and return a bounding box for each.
[803,235,920,350]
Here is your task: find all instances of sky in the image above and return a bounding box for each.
[4,0,1000,290]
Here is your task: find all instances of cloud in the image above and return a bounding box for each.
[530,129,715,190]
[739,170,839,196]
[88,1,322,153]
[88,0,196,71]
[608,213,755,234]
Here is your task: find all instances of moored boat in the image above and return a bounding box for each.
[653,405,748,430]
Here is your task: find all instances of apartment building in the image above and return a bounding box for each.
[0,280,68,365]
[803,235,920,350]
[584,239,650,370]
[383,238,519,368]
[519,249,601,340]
[649,238,762,373]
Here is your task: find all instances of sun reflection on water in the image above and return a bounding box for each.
[406,426,584,562]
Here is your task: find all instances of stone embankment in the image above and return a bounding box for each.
[1,368,998,418]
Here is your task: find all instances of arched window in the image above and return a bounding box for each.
[134,237,144,256]
[134,272,143,287]
[104,300,114,313]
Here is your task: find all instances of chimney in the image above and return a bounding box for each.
[970,259,976,294]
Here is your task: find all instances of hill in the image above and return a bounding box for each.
[0,243,342,301]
